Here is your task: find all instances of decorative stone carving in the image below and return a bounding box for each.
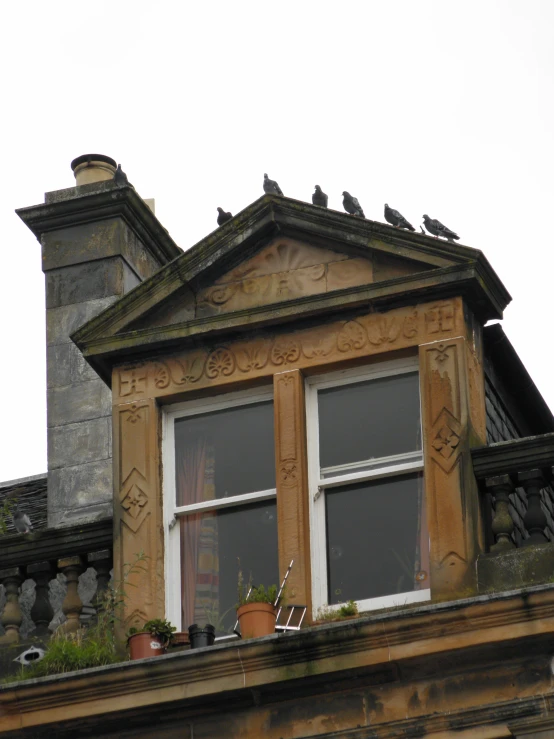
[274,370,311,613]
[205,348,236,378]
[119,367,147,397]
[425,302,455,334]
[113,298,465,404]
[114,399,163,633]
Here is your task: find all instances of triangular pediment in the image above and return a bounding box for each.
[128,236,429,329]
[72,194,510,383]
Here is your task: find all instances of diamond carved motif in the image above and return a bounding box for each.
[430,408,463,472]
[432,425,460,459]
[121,484,149,532]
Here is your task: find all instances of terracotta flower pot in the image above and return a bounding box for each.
[128,631,166,660]
[237,602,277,639]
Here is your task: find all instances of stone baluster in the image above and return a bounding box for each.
[28,561,55,636]
[87,549,112,615]
[0,567,25,644]
[486,474,515,553]
[520,469,548,546]
[58,556,85,633]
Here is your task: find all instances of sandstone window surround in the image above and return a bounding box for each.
[162,355,432,636]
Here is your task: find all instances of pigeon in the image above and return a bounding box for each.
[342,191,365,218]
[217,207,232,226]
[312,185,328,208]
[12,505,32,534]
[420,226,425,234]
[422,214,460,242]
[114,164,129,186]
[384,204,415,231]
[263,173,283,196]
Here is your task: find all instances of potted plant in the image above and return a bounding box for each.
[236,569,280,639]
[127,618,176,660]
[188,623,216,649]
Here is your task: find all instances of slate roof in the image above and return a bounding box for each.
[0,473,48,532]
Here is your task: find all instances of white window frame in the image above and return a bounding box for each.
[162,386,276,632]
[306,356,430,616]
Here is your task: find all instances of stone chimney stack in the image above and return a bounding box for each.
[17,156,181,526]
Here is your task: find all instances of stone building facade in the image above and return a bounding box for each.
[1,157,554,738]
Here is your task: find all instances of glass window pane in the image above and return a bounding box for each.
[175,401,275,505]
[318,373,421,469]
[325,473,427,604]
[180,500,279,636]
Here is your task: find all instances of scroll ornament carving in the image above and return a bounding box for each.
[236,341,271,372]
[271,338,301,366]
[337,321,366,352]
[154,356,205,387]
[117,303,460,398]
[206,348,236,378]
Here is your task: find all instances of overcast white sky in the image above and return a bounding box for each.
[1,1,553,482]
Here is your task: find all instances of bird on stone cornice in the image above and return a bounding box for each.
[422,214,460,242]
[114,164,130,187]
[263,173,283,196]
[384,204,415,231]
[312,185,328,208]
[12,504,33,534]
[342,191,365,218]
[217,207,232,226]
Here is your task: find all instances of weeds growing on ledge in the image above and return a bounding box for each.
[315,600,359,622]
[2,551,148,685]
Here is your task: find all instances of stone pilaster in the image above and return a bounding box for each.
[273,370,311,615]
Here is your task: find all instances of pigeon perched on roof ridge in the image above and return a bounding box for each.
[312,185,328,208]
[114,164,130,187]
[384,204,415,231]
[422,214,460,242]
[342,191,365,218]
[263,173,283,196]
[12,505,33,534]
[217,207,232,226]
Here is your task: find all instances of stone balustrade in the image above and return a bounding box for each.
[0,519,112,644]
[472,433,554,552]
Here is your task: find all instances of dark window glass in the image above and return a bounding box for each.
[318,373,421,469]
[174,401,275,504]
[325,473,424,603]
[180,500,278,635]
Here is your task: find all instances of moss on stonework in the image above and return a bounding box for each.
[477,542,554,594]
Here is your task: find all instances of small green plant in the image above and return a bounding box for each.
[127,618,176,644]
[316,600,359,621]
[236,566,279,608]
[0,497,16,535]
[2,550,149,685]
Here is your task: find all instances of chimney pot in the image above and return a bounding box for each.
[70,154,117,186]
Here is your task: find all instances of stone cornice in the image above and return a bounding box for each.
[1,586,554,735]
[16,182,182,267]
[472,433,554,480]
[0,518,112,570]
[73,262,508,385]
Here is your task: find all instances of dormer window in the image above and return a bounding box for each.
[306,356,430,614]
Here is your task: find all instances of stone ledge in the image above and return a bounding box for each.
[2,585,554,737]
[477,543,554,593]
